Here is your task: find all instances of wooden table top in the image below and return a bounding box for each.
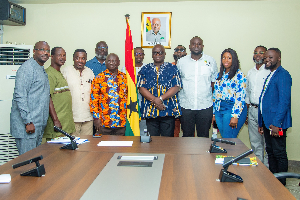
[0,136,295,200]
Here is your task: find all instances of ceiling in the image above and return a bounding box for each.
[10,0,266,4]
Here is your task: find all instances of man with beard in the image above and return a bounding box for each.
[258,48,292,185]
[86,41,108,77]
[177,36,218,138]
[137,44,182,137]
[172,45,187,65]
[245,46,269,166]
[10,41,51,155]
[43,47,75,141]
[90,53,127,135]
[62,49,94,135]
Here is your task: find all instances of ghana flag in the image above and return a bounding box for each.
[125,18,140,136]
[146,17,151,32]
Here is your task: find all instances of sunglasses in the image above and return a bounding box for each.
[174,48,185,52]
[254,51,265,55]
[152,51,164,55]
[97,46,108,49]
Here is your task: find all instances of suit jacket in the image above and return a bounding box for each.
[258,66,292,129]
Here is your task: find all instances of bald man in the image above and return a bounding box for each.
[90,53,127,136]
[10,41,51,155]
[146,18,166,43]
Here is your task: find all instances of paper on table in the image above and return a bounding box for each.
[0,174,11,183]
[47,137,89,145]
[97,141,133,147]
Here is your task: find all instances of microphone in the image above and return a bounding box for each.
[12,155,45,177]
[54,126,75,140]
[223,149,253,169]
[12,155,43,169]
[219,149,253,183]
[211,137,236,145]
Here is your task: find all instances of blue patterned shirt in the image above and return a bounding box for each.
[213,69,247,118]
[137,62,182,119]
[85,56,106,77]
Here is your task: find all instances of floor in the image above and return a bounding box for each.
[286,160,300,199]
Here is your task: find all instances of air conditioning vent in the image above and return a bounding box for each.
[0,45,31,65]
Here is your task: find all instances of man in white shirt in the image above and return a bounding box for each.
[177,36,218,137]
[246,45,270,166]
[61,49,95,135]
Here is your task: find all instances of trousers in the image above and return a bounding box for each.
[215,100,247,138]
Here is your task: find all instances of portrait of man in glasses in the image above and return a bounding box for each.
[146,18,166,44]
[137,44,182,137]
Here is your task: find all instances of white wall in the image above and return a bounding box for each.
[3,0,300,160]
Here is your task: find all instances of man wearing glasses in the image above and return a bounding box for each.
[10,41,51,155]
[86,41,108,77]
[137,44,182,137]
[177,36,218,138]
[245,45,270,166]
[172,45,187,65]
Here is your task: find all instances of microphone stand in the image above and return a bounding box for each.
[219,149,253,182]
[54,126,78,150]
[12,155,45,177]
[209,137,236,153]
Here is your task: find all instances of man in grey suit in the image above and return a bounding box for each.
[10,41,51,155]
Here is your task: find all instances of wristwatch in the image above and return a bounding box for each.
[25,122,33,126]
[159,96,163,102]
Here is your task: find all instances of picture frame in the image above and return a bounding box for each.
[141,12,172,49]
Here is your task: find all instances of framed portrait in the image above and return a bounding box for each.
[141,12,172,49]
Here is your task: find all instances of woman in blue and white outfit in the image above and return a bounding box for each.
[212,48,247,138]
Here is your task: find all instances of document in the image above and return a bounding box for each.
[215,155,258,166]
[47,137,89,145]
[97,141,133,147]
[0,174,11,183]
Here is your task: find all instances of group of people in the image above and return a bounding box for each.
[10,36,292,185]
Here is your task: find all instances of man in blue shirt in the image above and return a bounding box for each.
[137,44,182,137]
[86,41,108,77]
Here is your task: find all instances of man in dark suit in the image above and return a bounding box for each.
[258,48,292,185]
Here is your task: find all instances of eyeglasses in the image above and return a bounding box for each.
[34,49,50,53]
[254,51,265,55]
[97,46,108,50]
[174,48,185,52]
[135,53,144,56]
[152,51,164,55]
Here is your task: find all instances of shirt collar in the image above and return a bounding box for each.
[189,53,204,62]
[151,30,162,35]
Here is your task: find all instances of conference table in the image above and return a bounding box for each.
[0,136,295,200]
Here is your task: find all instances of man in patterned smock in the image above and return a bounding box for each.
[137,44,182,137]
[43,47,75,140]
[90,53,127,136]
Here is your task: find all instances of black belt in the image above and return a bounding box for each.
[250,103,259,108]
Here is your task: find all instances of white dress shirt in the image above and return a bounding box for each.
[61,65,95,122]
[177,53,218,110]
[245,64,270,105]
